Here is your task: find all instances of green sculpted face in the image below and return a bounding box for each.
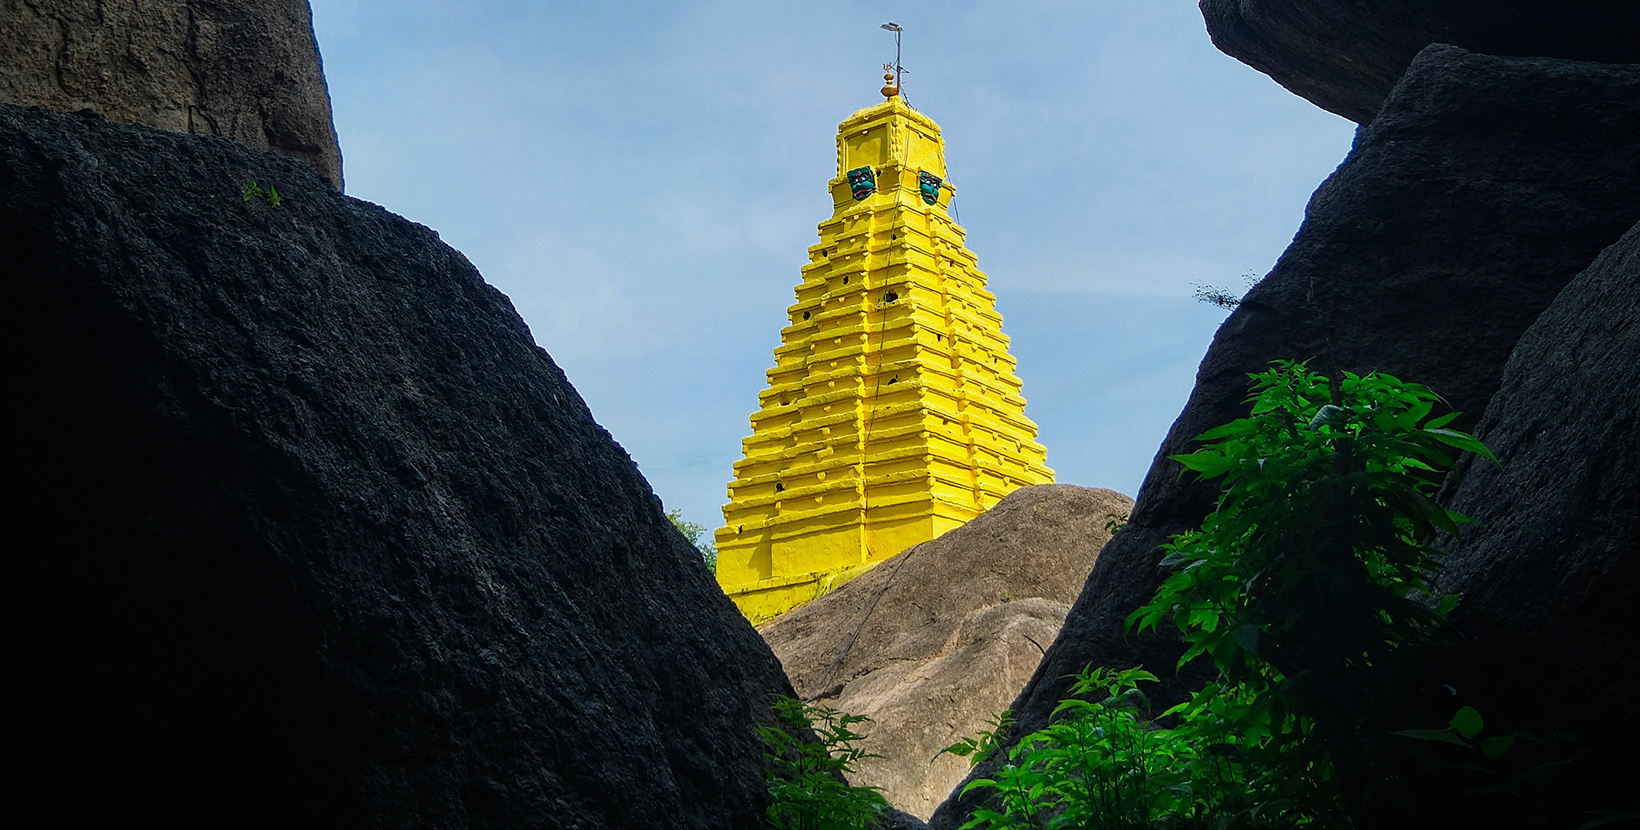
[847,166,877,200]
[918,171,942,205]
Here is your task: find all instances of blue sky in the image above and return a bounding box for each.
[308,0,1356,532]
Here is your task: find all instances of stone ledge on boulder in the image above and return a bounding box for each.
[761,484,1133,819]
[1200,0,1640,122]
[1,103,788,829]
[0,0,344,188]
[932,44,1640,830]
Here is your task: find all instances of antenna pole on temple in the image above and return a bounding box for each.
[880,22,904,98]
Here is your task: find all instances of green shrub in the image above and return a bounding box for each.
[1131,361,1491,747]
[960,362,1495,829]
[759,696,888,830]
[961,666,1337,829]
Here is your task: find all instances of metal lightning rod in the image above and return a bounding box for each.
[881,22,905,97]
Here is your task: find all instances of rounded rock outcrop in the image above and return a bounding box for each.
[1199,0,1640,123]
[761,484,1134,819]
[0,0,344,188]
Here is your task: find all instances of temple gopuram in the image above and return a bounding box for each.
[715,71,1053,624]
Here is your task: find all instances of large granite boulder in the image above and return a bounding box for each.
[0,0,343,188]
[1200,0,1640,122]
[1,104,790,828]
[762,485,1133,819]
[932,45,1640,829]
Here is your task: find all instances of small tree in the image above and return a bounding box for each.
[666,509,718,572]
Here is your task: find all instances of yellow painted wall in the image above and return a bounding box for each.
[715,95,1053,625]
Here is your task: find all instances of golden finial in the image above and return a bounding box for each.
[881,63,899,98]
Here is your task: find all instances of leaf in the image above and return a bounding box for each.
[1425,428,1500,463]
[1307,404,1344,430]
[1124,603,1166,633]
[1232,624,1261,658]
[1196,419,1256,441]
[1436,592,1462,616]
[1402,397,1434,427]
[1171,451,1235,477]
[1424,759,1498,776]
[1480,735,1516,761]
[1158,548,1197,569]
[1450,706,1485,740]
[1580,811,1640,829]
[1390,728,1472,749]
[1425,411,1460,430]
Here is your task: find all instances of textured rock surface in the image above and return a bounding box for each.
[1,104,790,829]
[932,46,1640,829]
[763,485,1133,819]
[0,0,343,188]
[1422,219,1640,813]
[1200,0,1640,122]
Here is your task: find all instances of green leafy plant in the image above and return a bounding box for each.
[960,667,1336,829]
[962,666,1198,829]
[759,696,889,830]
[1104,511,1129,536]
[1129,361,1494,751]
[1391,705,1516,760]
[666,509,717,571]
[961,362,1498,829]
[242,179,283,208]
[938,709,1012,768]
[1389,705,1604,826]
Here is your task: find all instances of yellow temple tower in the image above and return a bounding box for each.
[714,79,1054,625]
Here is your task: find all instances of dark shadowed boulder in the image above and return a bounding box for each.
[1199,0,1640,122]
[0,0,344,188]
[875,810,933,830]
[762,485,1132,819]
[1415,219,1640,817]
[0,104,791,829]
[931,45,1640,829]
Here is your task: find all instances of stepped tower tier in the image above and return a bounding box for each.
[715,95,1053,624]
